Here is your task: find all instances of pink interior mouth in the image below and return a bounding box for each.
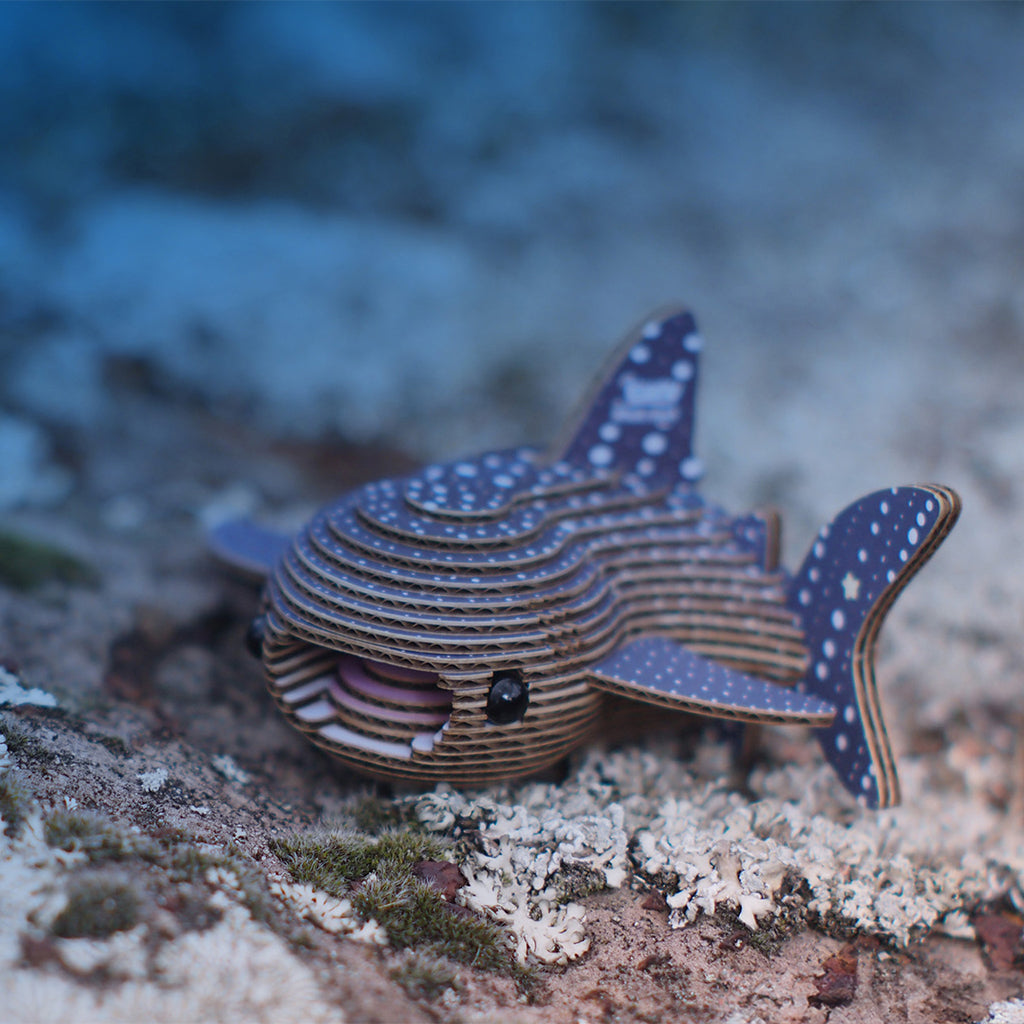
[360,660,439,686]
[329,654,452,728]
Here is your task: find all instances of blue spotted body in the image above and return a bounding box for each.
[212,309,960,808]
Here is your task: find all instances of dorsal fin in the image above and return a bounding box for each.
[550,308,704,487]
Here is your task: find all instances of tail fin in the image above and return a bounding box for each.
[787,485,960,808]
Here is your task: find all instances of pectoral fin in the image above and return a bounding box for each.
[208,519,291,581]
[590,636,835,725]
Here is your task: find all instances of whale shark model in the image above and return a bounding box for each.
[211,309,960,808]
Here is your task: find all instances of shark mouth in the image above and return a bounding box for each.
[285,654,453,761]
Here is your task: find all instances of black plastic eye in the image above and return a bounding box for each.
[244,615,266,659]
[486,672,529,725]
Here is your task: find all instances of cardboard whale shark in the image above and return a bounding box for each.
[211,309,960,808]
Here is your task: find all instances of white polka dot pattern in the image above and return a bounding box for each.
[558,310,702,486]
[786,485,960,809]
[591,636,834,725]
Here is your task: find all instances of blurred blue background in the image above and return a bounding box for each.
[1,1,1023,525]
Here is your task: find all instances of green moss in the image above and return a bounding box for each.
[0,530,98,591]
[44,810,154,862]
[0,769,34,836]
[0,719,56,763]
[149,824,197,846]
[46,810,239,879]
[39,809,280,948]
[1,719,31,753]
[806,907,900,947]
[744,918,792,957]
[201,846,274,924]
[44,810,272,920]
[167,843,224,881]
[269,830,448,898]
[273,827,515,973]
[233,867,273,924]
[715,897,807,957]
[351,794,419,834]
[355,873,510,970]
[391,951,461,1001]
[51,876,141,938]
[553,862,607,904]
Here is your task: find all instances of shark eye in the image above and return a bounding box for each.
[486,671,529,725]
[245,615,266,659]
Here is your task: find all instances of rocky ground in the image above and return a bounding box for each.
[1,390,1024,1023]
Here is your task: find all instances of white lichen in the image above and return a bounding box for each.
[978,998,1024,1024]
[0,667,58,708]
[1,811,71,964]
[55,926,151,980]
[634,751,1003,944]
[937,909,976,941]
[413,735,1024,953]
[212,754,251,785]
[1,805,346,1023]
[349,918,388,946]
[458,869,590,965]
[137,767,168,792]
[269,877,385,944]
[416,782,628,963]
[205,865,243,896]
